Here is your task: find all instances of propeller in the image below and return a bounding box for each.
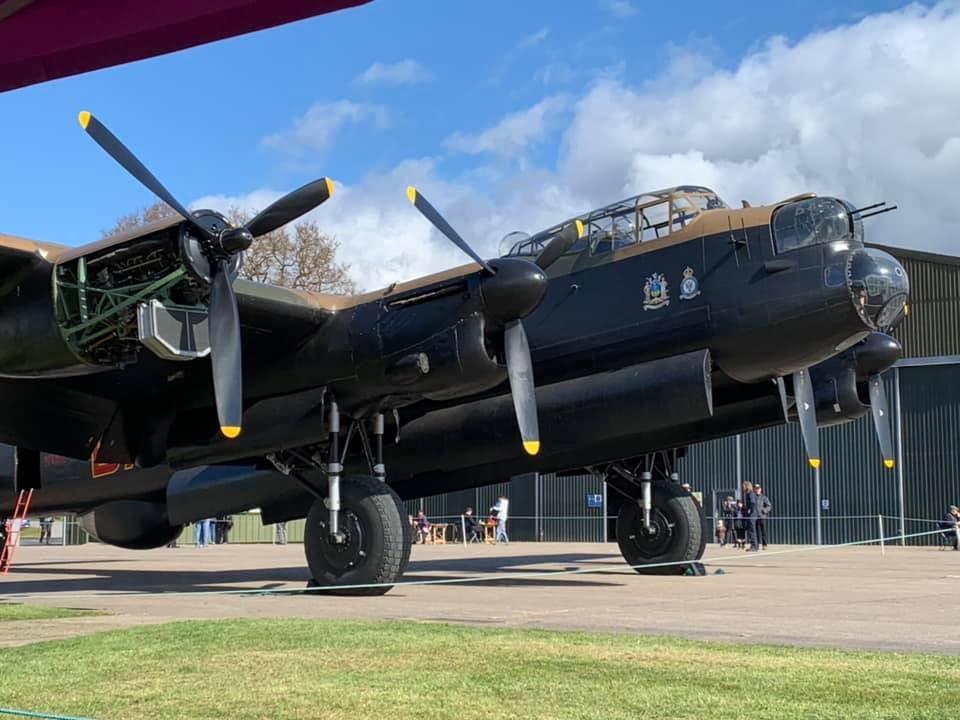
[791,368,821,469]
[78,111,335,439]
[868,374,895,469]
[406,186,583,455]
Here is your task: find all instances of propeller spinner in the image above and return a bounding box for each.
[405,186,583,455]
[78,111,335,439]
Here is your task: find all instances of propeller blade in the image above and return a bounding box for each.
[78,111,209,236]
[775,376,791,422]
[208,261,243,439]
[869,374,895,469]
[504,320,540,456]
[792,368,820,469]
[406,186,495,274]
[535,220,584,270]
[246,178,335,238]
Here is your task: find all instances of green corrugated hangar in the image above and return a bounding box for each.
[407,244,960,546]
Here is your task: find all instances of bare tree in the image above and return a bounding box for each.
[101,202,179,237]
[227,209,356,294]
[102,201,356,294]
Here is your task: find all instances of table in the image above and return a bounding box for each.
[429,523,449,544]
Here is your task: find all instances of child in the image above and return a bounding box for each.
[715,520,727,546]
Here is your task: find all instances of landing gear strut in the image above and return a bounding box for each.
[600,452,705,575]
[266,402,412,595]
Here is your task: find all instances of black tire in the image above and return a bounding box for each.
[616,481,704,575]
[304,474,411,596]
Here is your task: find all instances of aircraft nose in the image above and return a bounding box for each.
[846,248,909,331]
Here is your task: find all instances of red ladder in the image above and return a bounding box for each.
[0,489,34,575]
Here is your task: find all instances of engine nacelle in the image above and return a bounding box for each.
[805,332,901,427]
[78,500,182,549]
[809,365,867,427]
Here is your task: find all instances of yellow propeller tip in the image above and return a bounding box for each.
[523,440,540,456]
[324,177,335,198]
[406,186,417,204]
[903,304,910,317]
[78,110,91,129]
[220,426,241,439]
[808,458,821,470]
[883,459,895,469]
[575,219,584,238]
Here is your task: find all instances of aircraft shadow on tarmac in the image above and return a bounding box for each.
[2,552,629,595]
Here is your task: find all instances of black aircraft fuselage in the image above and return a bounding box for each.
[0,186,908,558]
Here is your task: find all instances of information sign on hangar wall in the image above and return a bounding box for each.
[586,494,603,508]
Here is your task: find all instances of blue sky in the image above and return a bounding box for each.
[0,0,950,289]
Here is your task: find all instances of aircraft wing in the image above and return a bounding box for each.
[0,232,59,292]
[0,0,371,93]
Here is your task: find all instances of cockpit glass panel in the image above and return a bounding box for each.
[671,196,695,232]
[773,197,851,254]
[499,231,536,258]
[589,216,615,255]
[640,201,670,242]
[612,212,637,250]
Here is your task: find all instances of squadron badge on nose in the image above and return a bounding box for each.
[679,266,700,300]
[643,272,670,310]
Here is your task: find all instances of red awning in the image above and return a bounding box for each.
[0,0,371,92]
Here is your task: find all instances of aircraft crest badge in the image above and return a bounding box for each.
[679,266,700,300]
[642,272,670,310]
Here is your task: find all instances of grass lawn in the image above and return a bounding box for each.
[0,619,957,720]
[0,603,96,622]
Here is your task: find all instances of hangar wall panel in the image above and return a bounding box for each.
[540,473,606,542]
[889,253,960,359]
[898,363,960,543]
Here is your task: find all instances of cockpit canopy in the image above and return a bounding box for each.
[499,185,728,259]
[771,197,863,254]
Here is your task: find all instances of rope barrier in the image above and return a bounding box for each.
[0,708,96,720]
[3,526,950,601]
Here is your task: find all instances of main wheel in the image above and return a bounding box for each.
[304,474,412,596]
[616,481,704,575]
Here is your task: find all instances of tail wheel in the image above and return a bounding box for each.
[304,474,411,596]
[615,481,704,575]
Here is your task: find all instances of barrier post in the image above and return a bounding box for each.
[878,514,885,557]
[461,515,467,547]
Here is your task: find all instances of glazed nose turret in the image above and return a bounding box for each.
[846,248,909,331]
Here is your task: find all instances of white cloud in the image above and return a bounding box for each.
[355,59,432,86]
[561,2,960,251]
[204,3,960,292]
[519,27,549,48]
[443,95,570,157]
[262,100,389,156]
[599,0,635,18]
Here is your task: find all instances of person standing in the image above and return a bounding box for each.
[755,485,772,549]
[39,516,54,544]
[492,496,510,544]
[941,505,960,550]
[215,514,233,544]
[720,496,737,547]
[275,521,288,545]
[742,481,759,551]
[194,520,207,548]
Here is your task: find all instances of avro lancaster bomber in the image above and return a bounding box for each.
[0,114,909,592]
